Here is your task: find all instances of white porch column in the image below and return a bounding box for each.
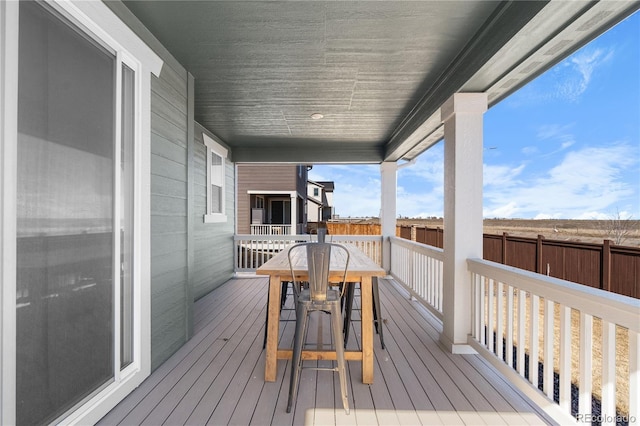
[290,193,297,235]
[380,161,397,272]
[440,93,487,353]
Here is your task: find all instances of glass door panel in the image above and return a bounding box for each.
[17,2,116,424]
[120,64,135,370]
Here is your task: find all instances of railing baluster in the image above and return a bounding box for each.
[559,304,571,414]
[601,320,616,424]
[517,289,526,377]
[496,281,504,361]
[506,285,514,368]
[487,278,494,352]
[472,273,480,340]
[579,312,593,417]
[543,298,554,399]
[530,294,540,388]
[630,330,639,422]
[479,277,486,346]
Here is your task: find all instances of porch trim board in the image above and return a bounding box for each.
[0,2,19,424]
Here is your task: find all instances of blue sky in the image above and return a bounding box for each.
[309,11,640,220]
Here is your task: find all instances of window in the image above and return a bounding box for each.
[203,134,228,223]
[313,187,319,197]
[255,196,265,209]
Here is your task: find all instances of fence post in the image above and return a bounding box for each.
[502,232,508,265]
[602,239,611,292]
[536,234,544,274]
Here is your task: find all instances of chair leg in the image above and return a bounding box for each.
[342,280,385,349]
[331,304,349,415]
[342,283,355,347]
[280,281,289,308]
[372,277,385,349]
[287,304,308,413]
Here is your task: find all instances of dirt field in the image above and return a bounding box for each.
[388,218,640,247]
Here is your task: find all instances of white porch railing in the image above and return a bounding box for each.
[388,236,639,425]
[325,235,383,267]
[468,258,639,425]
[389,236,443,320]
[250,224,293,235]
[233,234,383,272]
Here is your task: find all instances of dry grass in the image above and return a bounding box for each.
[486,288,630,416]
[394,218,640,247]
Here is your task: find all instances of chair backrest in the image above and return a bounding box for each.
[288,242,349,302]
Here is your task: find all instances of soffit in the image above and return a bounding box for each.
[121,1,639,163]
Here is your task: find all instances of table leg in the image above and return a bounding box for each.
[265,274,281,382]
[360,276,374,384]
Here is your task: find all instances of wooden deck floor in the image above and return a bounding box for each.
[98,276,556,426]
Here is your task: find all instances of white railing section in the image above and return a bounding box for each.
[234,235,309,272]
[234,234,383,272]
[326,235,383,267]
[468,258,639,424]
[250,224,292,235]
[389,236,444,320]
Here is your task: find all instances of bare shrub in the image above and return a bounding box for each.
[599,209,637,245]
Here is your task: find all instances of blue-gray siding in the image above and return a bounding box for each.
[192,124,235,301]
[105,1,236,371]
[150,62,190,370]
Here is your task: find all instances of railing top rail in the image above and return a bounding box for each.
[390,235,444,260]
[467,257,640,331]
[327,235,383,242]
[234,234,309,241]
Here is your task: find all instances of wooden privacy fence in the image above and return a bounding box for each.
[326,222,381,235]
[396,225,640,299]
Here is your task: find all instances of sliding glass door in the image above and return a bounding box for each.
[16,2,134,423]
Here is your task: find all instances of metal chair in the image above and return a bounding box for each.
[286,242,350,415]
[262,237,313,349]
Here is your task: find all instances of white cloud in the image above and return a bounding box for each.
[506,46,615,107]
[534,123,577,156]
[484,164,525,187]
[309,164,381,218]
[557,48,614,101]
[483,142,638,219]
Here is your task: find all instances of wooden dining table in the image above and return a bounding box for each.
[256,242,385,384]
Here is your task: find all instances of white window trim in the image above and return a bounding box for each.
[203,133,228,223]
[1,1,162,425]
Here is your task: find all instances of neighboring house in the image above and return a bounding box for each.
[236,164,308,235]
[307,180,335,224]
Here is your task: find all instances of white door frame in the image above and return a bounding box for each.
[1,2,162,424]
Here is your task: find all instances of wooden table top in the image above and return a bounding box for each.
[256,243,385,279]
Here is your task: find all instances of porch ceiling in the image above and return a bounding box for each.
[122,1,638,163]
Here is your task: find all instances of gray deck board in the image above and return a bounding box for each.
[98,276,557,426]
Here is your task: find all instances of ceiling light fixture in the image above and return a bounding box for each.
[310,113,324,120]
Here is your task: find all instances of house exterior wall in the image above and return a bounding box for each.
[307,182,323,223]
[236,164,299,234]
[148,60,191,371]
[105,1,236,371]
[192,123,235,301]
